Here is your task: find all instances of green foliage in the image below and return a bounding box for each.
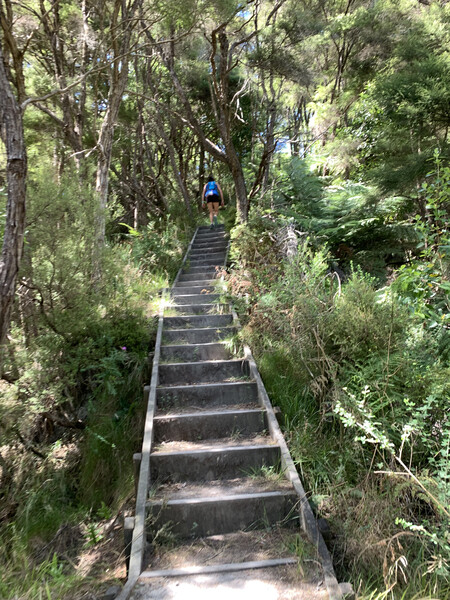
[123,216,191,280]
[0,168,165,598]
[229,198,450,596]
[266,156,416,280]
[0,547,84,600]
[393,152,450,328]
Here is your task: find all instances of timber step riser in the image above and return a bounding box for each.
[195,231,226,239]
[158,359,250,386]
[156,381,258,409]
[150,444,281,483]
[160,342,232,362]
[181,265,217,279]
[162,327,237,345]
[190,245,228,254]
[189,250,227,258]
[168,304,229,315]
[153,409,267,442]
[178,273,217,282]
[172,286,215,295]
[174,279,218,287]
[187,259,226,267]
[147,492,298,538]
[163,314,232,328]
[167,295,221,306]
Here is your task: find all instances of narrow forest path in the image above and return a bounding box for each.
[118,226,347,600]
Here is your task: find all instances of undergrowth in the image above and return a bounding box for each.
[0,171,193,599]
[227,158,450,599]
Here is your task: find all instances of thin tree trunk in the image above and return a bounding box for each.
[154,109,192,215]
[0,44,27,348]
[213,28,249,222]
[198,144,205,210]
[94,0,139,267]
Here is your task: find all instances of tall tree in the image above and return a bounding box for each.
[0,43,27,347]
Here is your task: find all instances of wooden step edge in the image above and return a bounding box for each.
[151,442,278,458]
[157,380,256,391]
[147,490,296,508]
[159,358,248,368]
[139,557,298,580]
[153,407,264,420]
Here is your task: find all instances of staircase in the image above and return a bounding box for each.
[119,226,344,600]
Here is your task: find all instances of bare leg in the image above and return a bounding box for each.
[207,202,214,224]
[212,202,219,227]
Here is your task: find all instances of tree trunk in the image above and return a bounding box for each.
[0,44,27,348]
[262,105,276,193]
[213,29,249,222]
[94,0,139,258]
[198,144,205,210]
[150,93,192,215]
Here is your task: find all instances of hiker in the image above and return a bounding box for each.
[202,175,224,229]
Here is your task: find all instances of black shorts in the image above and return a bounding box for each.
[206,194,220,203]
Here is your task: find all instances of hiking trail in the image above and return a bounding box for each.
[117,225,350,600]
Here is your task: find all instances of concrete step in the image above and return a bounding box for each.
[189,249,226,258]
[169,304,229,316]
[190,242,228,253]
[174,279,215,287]
[169,294,220,306]
[141,528,312,570]
[147,485,298,537]
[198,224,225,231]
[178,272,217,282]
[172,285,215,295]
[150,440,281,483]
[195,231,226,240]
[160,342,232,363]
[192,238,226,247]
[135,529,326,600]
[162,326,236,345]
[158,359,250,386]
[134,563,325,600]
[189,248,228,258]
[182,265,218,274]
[163,314,232,329]
[188,257,226,267]
[153,408,267,441]
[156,381,258,412]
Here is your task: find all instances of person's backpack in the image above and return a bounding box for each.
[205,181,219,197]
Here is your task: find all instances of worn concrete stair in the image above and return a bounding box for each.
[130,530,329,600]
[156,380,259,412]
[150,439,281,483]
[147,225,299,542]
[160,342,232,362]
[147,477,298,537]
[158,358,250,385]
[161,326,237,345]
[123,224,342,600]
[153,408,267,441]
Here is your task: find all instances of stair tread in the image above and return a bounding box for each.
[151,434,276,455]
[157,380,255,391]
[157,401,260,416]
[160,358,246,368]
[150,475,293,503]
[154,407,263,419]
[161,341,229,349]
[157,377,251,388]
[163,326,235,333]
[143,529,315,572]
